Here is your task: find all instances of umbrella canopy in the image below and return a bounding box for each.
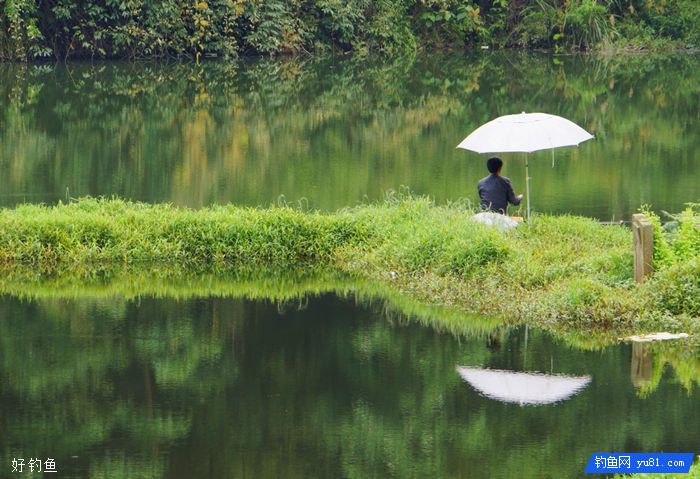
[456,112,593,153]
[456,112,594,219]
[456,366,591,406]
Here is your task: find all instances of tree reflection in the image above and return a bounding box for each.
[0,292,698,478]
[0,53,697,218]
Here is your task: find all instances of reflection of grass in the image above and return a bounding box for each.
[0,195,697,342]
[0,268,503,339]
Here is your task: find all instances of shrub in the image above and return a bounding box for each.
[650,258,700,317]
[641,203,700,268]
[2,0,699,59]
[668,205,700,261]
[564,0,618,49]
[514,5,555,48]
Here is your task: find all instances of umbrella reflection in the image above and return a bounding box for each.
[456,367,591,406]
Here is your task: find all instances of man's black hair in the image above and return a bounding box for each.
[487,156,503,174]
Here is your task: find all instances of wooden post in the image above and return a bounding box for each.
[632,214,654,283]
[630,342,652,389]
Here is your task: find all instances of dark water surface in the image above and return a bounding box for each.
[1,294,698,478]
[1,53,698,219]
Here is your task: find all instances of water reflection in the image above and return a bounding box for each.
[456,367,591,405]
[0,53,698,219]
[0,293,698,478]
[631,342,653,390]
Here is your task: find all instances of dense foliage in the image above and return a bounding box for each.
[1,0,698,60]
[645,203,700,267]
[642,204,700,317]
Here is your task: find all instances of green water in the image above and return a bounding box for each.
[1,53,699,477]
[0,294,698,478]
[1,53,698,219]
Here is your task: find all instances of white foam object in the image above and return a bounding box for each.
[622,332,689,343]
[472,212,519,230]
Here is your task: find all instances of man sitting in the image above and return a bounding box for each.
[478,156,523,215]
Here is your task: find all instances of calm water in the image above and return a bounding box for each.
[1,294,698,478]
[1,53,699,477]
[1,53,698,219]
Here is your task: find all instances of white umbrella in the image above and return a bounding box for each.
[456,112,594,219]
[456,366,591,406]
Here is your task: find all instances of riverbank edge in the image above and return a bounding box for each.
[3,41,696,64]
[0,196,697,346]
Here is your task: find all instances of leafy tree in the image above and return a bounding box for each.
[2,0,698,59]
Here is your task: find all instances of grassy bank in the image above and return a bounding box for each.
[0,196,697,337]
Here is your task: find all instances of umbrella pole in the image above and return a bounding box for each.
[525,154,531,220]
[524,324,528,364]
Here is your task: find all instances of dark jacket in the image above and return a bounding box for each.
[478,174,521,214]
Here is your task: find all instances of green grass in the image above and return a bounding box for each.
[0,198,366,269]
[0,195,697,339]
